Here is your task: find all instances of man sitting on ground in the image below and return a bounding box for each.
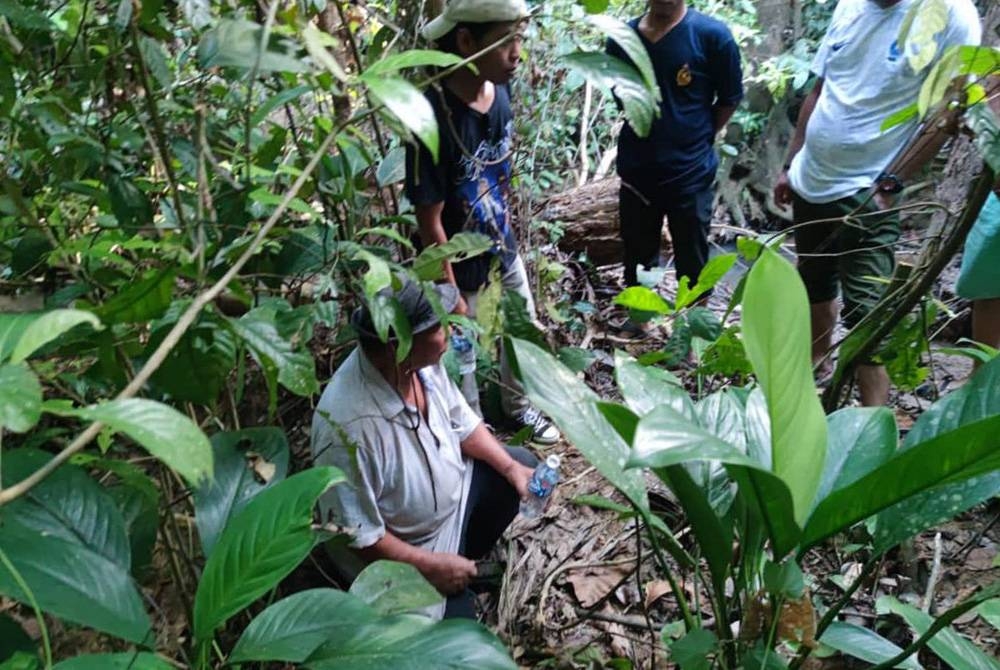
[311,280,538,619]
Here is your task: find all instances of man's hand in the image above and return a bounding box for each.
[502,460,535,500]
[774,169,794,208]
[454,293,469,316]
[418,552,477,595]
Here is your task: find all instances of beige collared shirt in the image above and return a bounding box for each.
[311,347,480,558]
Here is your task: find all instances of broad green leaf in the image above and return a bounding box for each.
[0,364,41,433]
[192,467,344,641]
[53,399,212,487]
[52,653,173,670]
[4,309,101,363]
[349,561,443,615]
[377,146,406,186]
[817,407,897,502]
[147,307,236,404]
[511,339,649,512]
[628,404,801,556]
[0,0,54,29]
[354,248,393,302]
[0,450,150,644]
[366,49,465,77]
[802,415,1000,550]
[301,23,348,81]
[193,428,290,557]
[695,389,746,513]
[412,232,493,281]
[106,175,154,234]
[109,483,159,577]
[917,44,960,119]
[0,613,34,661]
[364,75,439,163]
[763,559,805,598]
[251,84,311,127]
[967,101,1000,174]
[878,595,1000,670]
[675,253,737,310]
[95,269,175,324]
[229,307,320,400]
[898,0,948,73]
[588,14,658,96]
[138,37,171,89]
[561,52,656,137]
[365,292,414,362]
[669,628,717,670]
[820,621,923,670]
[742,248,826,526]
[578,0,610,12]
[873,357,1000,552]
[654,465,732,595]
[613,286,671,315]
[198,19,308,73]
[304,616,516,669]
[614,350,693,420]
[978,599,1000,632]
[230,588,376,663]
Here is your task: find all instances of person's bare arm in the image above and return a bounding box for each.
[774,78,824,207]
[357,531,476,595]
[415,201,468,313]
[459,423,534,499]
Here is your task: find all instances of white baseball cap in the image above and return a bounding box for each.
[421,0,531,42]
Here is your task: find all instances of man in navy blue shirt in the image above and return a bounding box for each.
[607,0,743,302]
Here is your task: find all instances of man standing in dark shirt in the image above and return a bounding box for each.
[405,0,559,445]
[607,0,743,302]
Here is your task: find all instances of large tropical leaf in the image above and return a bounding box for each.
[614,350,694,421]
[193,428,290,558]
[192,466,343,642]
[349,560,443,616]
[228,306,320,412]
[0,450,149,644]
[230,589,376,664]
[801,415,1000,550]
[198,19,308,73]
[695,389,747,513]
[742,248,826,526]
[873,358,1000,552]
[819,622,923,670]
[94,269,175,325]
[816,407,897,503]
[878,595,1000,670]
[561,52,656,137]
[52,398,212,487]
[363,75,439,162]
[0,363,42,433]
[0,309,101,364]
[412,232,493,281]
[53,653,173,670]
[628,405,801,557]
[511,338,647,510]
[304,616,516,670]
[587,14,658,95]
[365,49,465,77]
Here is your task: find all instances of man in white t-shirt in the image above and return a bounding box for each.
[311,280,537,619]
[773,0,981,406]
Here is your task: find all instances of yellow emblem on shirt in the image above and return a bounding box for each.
[676,63,692,87]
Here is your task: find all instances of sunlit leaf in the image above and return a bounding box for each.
[364,75,439,163]
[0,364,41,433]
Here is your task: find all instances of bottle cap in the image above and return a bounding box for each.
[545,454,561,469]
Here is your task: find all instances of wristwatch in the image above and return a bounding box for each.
[875,172,904,194]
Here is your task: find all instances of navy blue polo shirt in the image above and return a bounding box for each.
[607,10,743,194]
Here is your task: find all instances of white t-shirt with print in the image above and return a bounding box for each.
[789,0,981,204]
[311,347,481,619]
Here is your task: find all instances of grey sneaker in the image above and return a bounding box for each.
[516,406,560,445]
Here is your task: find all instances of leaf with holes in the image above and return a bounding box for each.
[412,232,493,281]
[349,561,442,615]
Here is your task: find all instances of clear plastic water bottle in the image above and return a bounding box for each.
[520,454,561,518]
[450,330,481,415]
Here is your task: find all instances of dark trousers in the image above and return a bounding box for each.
[443,446,538,619]
[619,176,714,288]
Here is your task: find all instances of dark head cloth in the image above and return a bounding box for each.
[351,280,459,340]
